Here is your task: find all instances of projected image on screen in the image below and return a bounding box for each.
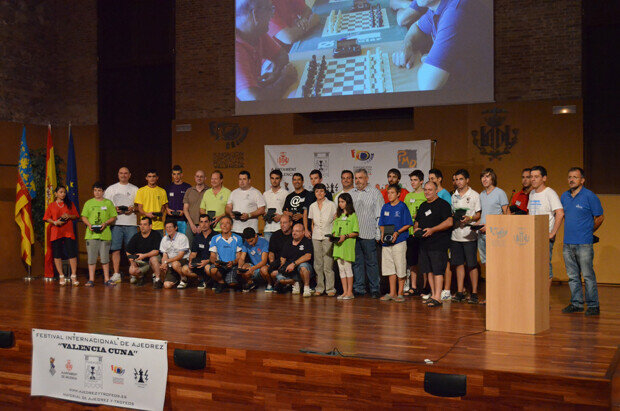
[235,0,493,115]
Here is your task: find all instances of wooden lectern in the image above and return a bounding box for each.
[485,215,549,334]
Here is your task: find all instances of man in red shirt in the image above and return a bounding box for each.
[268,0,319,46]
[380,168,409,203]
[509,168,532,214]
[236,0,297,101]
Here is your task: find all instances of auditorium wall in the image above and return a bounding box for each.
[0,121,99,280]
[173,99,618,285]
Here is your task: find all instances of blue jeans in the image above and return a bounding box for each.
[563,244,598,308]
[110,225,138,251]
[353,238,380,295]
[549,239,555,279]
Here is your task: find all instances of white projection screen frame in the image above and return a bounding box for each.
[235,0,494,115]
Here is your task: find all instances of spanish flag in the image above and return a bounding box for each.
[44,125,57,278]
[15,127,36,266]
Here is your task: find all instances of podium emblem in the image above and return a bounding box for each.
[514,228,530,246]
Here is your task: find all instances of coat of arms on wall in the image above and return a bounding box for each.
[471,108,519,160]
[209,122,248,149]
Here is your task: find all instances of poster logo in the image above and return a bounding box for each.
[314,152,329,177]
[84,355,103,389]
[134,368,149,388]
[112,365,126,385]
[49,357,56,376]
[278,152,289,166]
[351,150,374,162]
[397,150,417,168]
[472,108,519,160]
[65,360,73,372]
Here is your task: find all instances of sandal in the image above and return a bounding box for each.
[59,275,67,286]
[403,289,416,296]
[427,298,443,307]
[105,280,116,287]
[85,280,94,287]
[71,275,79,287]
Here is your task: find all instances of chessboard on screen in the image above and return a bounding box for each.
[322,5,389,37]
[295,48,394,98]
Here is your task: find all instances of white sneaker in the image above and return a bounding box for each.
[292,282,301,295]
[110,273,122,284]
[440,290,452,300]
[403,276,411,293]
[129,276,137,284]
[422,293,431,300]
[265,285,274,293]
[303,289,312,298]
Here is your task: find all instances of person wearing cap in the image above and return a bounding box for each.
[308,183,337,296]
[160,220,190,289]
[225,170,266,235]
[135,169,168,236]
[239,227,270,292]
[126,217,162,287]
[182,214,216,289]
[208,216,244,293]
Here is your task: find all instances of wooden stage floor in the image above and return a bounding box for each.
[0,279,619,408]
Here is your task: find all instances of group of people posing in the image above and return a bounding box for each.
[44,163,604,314]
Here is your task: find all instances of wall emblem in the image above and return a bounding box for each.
[472,108,518,160]
[209,122,248,149]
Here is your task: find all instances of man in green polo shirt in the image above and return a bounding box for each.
[199,170,231,232]
[81,181,118,287]
[403,170,427,295]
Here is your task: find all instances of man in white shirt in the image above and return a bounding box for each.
[104,167,139,284]
[334,170,354,203]
[308,183,337,296]
[528,165,564,289]
[160,220,190,289]
[450,169,482,304]
[263,169,288,242]
[226,170,266,235]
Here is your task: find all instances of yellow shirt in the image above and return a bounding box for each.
[199,187,231,231]
[135,185,168,230]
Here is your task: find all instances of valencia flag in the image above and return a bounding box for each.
[15,127,36,266]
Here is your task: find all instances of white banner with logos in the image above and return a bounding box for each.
[31,329,167,411]
[265,140,432,193]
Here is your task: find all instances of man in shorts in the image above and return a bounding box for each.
[239,227,269,292]
[126,217,162,287]
[160,220,190,289]
[182,214,216,289]
[208,216,244,293]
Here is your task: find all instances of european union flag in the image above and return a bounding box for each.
[66,128,79,214]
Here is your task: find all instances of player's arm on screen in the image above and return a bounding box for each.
[396,6,424,27]
[237,66,297,100]
[417,63,449,90]
[392,23,427,68]
[390,0,412,10]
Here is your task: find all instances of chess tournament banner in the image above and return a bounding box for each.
[31,329,167,411]
[265,140,432,193]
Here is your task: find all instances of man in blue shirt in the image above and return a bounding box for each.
[239,227,269,292]
[208,216,244,293]
[391,0,491,90]
[560,167,604,316]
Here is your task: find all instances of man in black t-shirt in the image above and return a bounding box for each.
[264,214,293,292]
[413,182,453,307]
[126,217,163,287]
[283,173,310,227]
[182,214,216,289]
[271,224,313,297]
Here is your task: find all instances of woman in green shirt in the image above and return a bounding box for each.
[332,193,359,300]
